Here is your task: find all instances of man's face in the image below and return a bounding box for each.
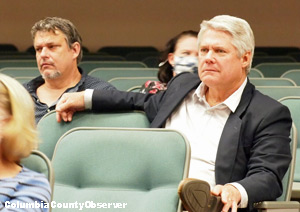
[198,29,249,90]
[34,30,76,80]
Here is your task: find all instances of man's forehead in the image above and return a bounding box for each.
[34,29,66,45]
[199,29,233,46]
[35,29,64,37]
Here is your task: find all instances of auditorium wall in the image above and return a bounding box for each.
[0,0,299,52]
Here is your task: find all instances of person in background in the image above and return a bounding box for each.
[55,15,292,212]
[140,30,198,94]
[24,17,115,123]
[0,74,51,212]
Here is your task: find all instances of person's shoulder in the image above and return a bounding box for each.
[252,88,282,106]
[250,86,290,114]
[82,75,116,90]
[170,72,199,83]
[14,167,51,202]
[19,167,49,184]
[167,72,200,90]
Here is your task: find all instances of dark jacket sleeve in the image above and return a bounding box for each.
[91,89,166,122]
[91,73,199,123]
[239,93,292,210]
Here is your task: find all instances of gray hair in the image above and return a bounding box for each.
[198,15,255,74]
[31,17,83,64]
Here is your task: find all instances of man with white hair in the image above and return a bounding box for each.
[56,15,292,212]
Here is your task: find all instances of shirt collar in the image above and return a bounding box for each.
[193,78,248,112]
[26,67,86,92]
[223,78,247,112]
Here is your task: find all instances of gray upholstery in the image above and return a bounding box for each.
[255,62,300,77]
[51,127,190,212]
[279,97,300,199]
[79,61,146,73]
[37,110,150,160]
[88,67,158,82]
[256,86,300,100]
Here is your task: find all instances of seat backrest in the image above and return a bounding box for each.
[20,150,54,196]
[98,46,158,56]
[108,76,158,91]
[0,53,35,60]
[254,62,300,77]
[252,55,296,67]
[0,44,18,52]
[288,52,300,62]
[0,60,37,69]
[125,51,159,61]
[142,56,160,68]
[276,124,297,201]
[127,85,143,92]
[254,47,300,56]
[81,55,125,62]
[281,69,300,86]
[51,127,190,212]
[248,68,264,78]
[249,78,297,86]
[79,61,147,73]
[0,67,39,78]
[89,67,158,81]
[256,86,300,100]
[37,110,150,160]
[279,97,300,183]
[14,76,34,84]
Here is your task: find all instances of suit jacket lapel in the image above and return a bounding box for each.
[150,74,200,127]
[215,80,255,184]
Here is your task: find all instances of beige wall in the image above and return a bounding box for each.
[1,0,300,52]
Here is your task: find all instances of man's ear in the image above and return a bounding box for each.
[71,42,81,60]
[241,51,252,69]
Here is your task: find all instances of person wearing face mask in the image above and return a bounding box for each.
[140,30,198,94]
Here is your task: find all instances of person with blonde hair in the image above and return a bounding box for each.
[0,74,51,211]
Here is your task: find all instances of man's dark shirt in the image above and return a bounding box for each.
[24,67,116,123]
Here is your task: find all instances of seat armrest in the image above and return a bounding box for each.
[292,182,300,199]
[254,201,300,212]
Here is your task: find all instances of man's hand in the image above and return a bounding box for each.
[55,91,85,122]
[212,184,241,212]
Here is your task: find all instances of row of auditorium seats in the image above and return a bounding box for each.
[0,44,158,55]
[1,54,299,67]
[3,64,300,90]
[0,57,300,75]
[2,44,300,55]
[22,111,191,212]
[1,44,300,66]
[0,44,161,65]
[1,56,300,76]
[20,108,300,211]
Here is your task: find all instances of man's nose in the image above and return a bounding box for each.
[40,47,49,57]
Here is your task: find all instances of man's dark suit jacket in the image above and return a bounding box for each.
[92,72,292,212]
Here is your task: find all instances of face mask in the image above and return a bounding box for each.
[173,56,198,74]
